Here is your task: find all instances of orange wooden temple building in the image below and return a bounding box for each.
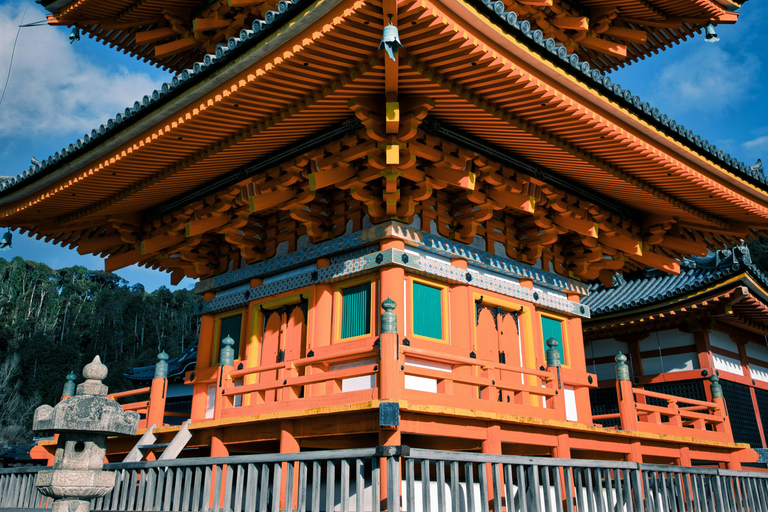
[584,243,768,459]
[1,0,763,469]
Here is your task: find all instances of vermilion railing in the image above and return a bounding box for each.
[592,354,733,443]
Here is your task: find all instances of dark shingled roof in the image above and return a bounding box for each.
[124,345,197,382]
[583,243,768,315]
[0,2,764,197]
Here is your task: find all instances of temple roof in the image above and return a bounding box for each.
[5,1,761,199]
[124,345,197,381]
[584,243,768,316]
[0,0,766,283]
[38,0,740,72]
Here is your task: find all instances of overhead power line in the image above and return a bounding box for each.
[0,2,33,110]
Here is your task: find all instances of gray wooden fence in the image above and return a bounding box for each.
[2,447,768,511]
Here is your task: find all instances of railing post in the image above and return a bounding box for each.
[146,351,169,428]
[379,297,399,401]
[545,336,567,420]
[214,335,235,419]
[710,375,734,439]
[615,352,638,432]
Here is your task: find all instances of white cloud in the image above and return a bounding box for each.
[743,135,768,151]
[654,45,760,115]
[0,1,169,139]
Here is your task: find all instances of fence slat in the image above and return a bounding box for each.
[299,460,309,512]
[5,447,768,512]
[421,460,432,512]
[405,458,415,512]
[310,461,321,512]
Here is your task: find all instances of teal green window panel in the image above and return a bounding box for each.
[541,316,565,364]
[413,282,443,339]
[220,314,243,360]
[341,283,371,338]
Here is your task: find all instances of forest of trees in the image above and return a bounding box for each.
[0,256,201,449]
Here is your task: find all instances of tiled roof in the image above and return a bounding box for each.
[124,345,197,381]
[583,243,768,315]
[0,0,763,197]
[0,0,311,196]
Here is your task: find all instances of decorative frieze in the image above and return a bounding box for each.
[196,221,588,297]
[197,247,589,318]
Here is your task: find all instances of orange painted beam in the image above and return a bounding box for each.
[105,248,145,272]
[193,18,232,32]
[551,16,588,31]
[155,37,199,59]
[135,27,177,46]
[141,232,186,255]
[186,215,230,237]
[76,233,123,255]
[602,27,647,44]
[578,36,627,59]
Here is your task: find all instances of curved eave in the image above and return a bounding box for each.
[427,0,768,224]
[583,277,768,337]
[0,0,353,213]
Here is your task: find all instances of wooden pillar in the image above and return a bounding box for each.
[379,427,401,511]
[615,353,639,433]
[191,292,216,421]
[213,336,235,420]
[379,294,401,402]
[280,420,300,509]
[482,423,502,511]
[210,435,229,508]
[146,351,169,428]
[379,239,406,335]
[552,431,571,459]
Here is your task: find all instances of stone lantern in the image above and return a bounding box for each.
[32,356,140,512]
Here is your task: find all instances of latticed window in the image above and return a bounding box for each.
[413,282,442,339]
[340,282,371,338]
[541,316,565,365]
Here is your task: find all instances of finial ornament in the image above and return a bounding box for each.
[62,371,77,398]
[77,356,109,396]
[709,374,723,399]
[219,335,235,366]
[155,350,169,379]
[615,352,630,381]
[545,336,561,368]
[381,297,397,334]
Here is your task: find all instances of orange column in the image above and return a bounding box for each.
[379,239,406,335]
[210,435,229,508]
[379,298,400,401]
[280,420,300,509]
[213,336,235,419]
[615,352,639,433]
[146,377,167,427]
[191,292,216,421]
[377,260,403,512]
[307,259,333,398]
[482,423,502,511]
[379,425,402,512]
[146,351,169,427]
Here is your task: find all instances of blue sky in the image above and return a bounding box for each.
[0,0,766,291]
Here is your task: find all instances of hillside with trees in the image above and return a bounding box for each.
[0,256,201,448]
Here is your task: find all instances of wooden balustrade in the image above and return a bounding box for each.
[208,337,580,422]
[106,356,175,428]
[593,354,734,443]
